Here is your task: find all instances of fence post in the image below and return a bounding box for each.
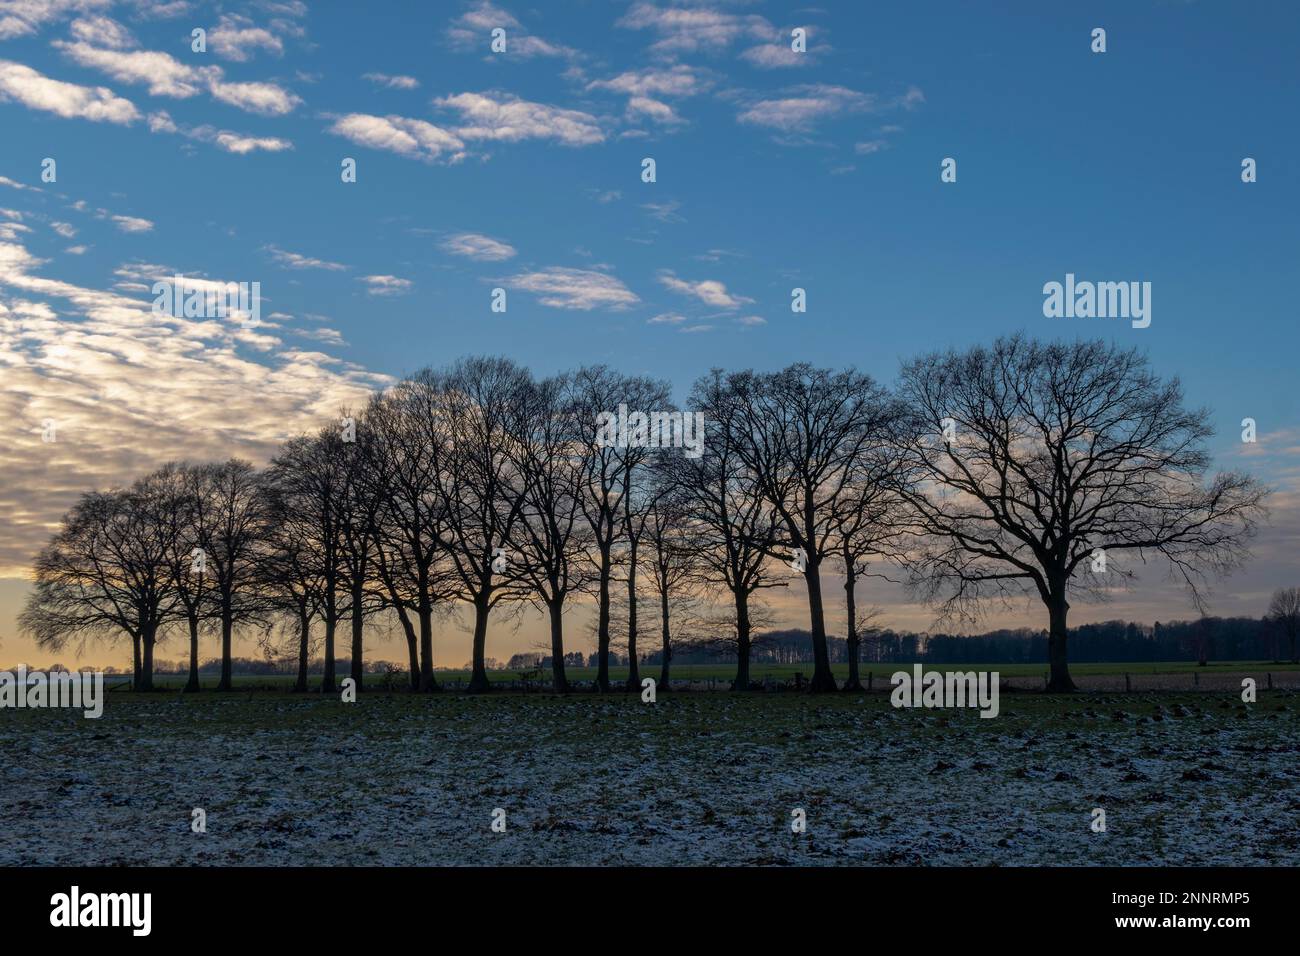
[867,671,873,692]
[1193,671,1199,687]
[1268,672,1273,690]
[1125,673,1131,692]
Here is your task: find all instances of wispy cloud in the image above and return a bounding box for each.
[658,271,752,309]
[435,91,606,146]
[362,72,419,90]
[505,267,639,311]
[265,245,347,271]
[440,231,516,262]
[358,274,412,296]
[327,113,466,163]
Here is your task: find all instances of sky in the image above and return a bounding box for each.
[1,0,1298,670]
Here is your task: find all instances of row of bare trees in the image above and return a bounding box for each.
[20,336,1269,693]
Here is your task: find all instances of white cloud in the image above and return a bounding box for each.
[588,64,706,98]
[737,84,874,133]
[647,311,687,325]
[54,41,301,115]
[436,92,605,146]
[505,267,638,311]
[110,214,153,233]
[148,110,293,153]
[0,235,389,577]
[265,245,347,271]
[440,232,516,262]
[617,2,772,55]
[626,95,681,125]
[49,221,77,238]
[0,0,111,41]
[855,140,888,155]
[0,59,139,124]
[358,274,412,296]
[658,271,752,309]
[363,72,419,90]
[447,1,578,60]
[208,13,284,62]
[740,43,811,69]
[735,314,766,326]
[69,15,137,50]
[328,113,466,163]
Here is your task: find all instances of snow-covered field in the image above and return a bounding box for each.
[3,690,1297,866]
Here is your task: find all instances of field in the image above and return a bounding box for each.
[3,684,1297,866]
[133,659,1300,692]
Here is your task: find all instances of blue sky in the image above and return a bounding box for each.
[1,0,1298,666]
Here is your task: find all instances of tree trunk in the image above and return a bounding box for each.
[1290,627,1297,664]
[140,626,156,692]
[184,615,201,692]
[1046,592,1076,692]
[131,633,142,692]
[467,597,493,693]
[322,608,337,694]
[417,601,437,692]
[804,562,837,692]
[548,599,569,694]
[626,540,640,691]
[595,545,612,692]
[732,590,752,691]
[350,575,364,692]
[216,601,233,691]
[658,587,671,691]
[842,567,862,691]
[294,610,310,693]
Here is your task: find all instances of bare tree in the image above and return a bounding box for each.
[722,364,899,692]
[258,477,324,692]
[642,491,699,691]
[507,374,590,693]
[21,485,178,690]
[897,335,1269,691]
[568,366,671,691]
[267,431,349,693]
[1267,587,1300,662]
[434,358,534,693]
[677,369,782,689]
[149,463,212,692]
[191,459,271,691]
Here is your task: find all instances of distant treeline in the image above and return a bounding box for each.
[48,615,1283,677]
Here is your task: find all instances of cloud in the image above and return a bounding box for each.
[0,235,389,577]
[447,1,578,60]
[647,311,687,325]
[54,41,301,115]
[362,72,419,90]
[0,0,110,41]
[737,84,874,133]
[208,13,284,62]
[740,43,811,69]
[617,2,772,55]
[641,200,684,223]
[435,92,605,146]
[855,140,888,155]
[0,59,139,124]
[69,15,137,49]
[505,267,639,311]
[109,214,152,233]
[358,274,412,296]
[658,271,752,309]
[49,221,77,238]
[626,95,682,125]
[328,113,466,163]
[734,314,766,326]
[265,245,347,271]
[148,110,293,153]
[587,64,708,98]
[0,175,35,191]
[440,232,516,262]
